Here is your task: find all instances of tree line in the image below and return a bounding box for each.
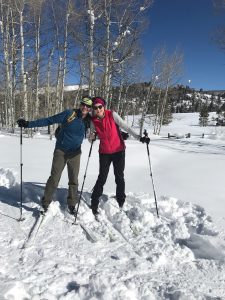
[0,0,185,135]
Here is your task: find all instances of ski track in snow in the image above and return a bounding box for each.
[1,168,225,299]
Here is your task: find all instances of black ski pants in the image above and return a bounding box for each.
[91,150,126,210]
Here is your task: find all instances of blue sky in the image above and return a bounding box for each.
[141,0,225,90]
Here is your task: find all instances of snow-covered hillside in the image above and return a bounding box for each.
[0,112,225,299]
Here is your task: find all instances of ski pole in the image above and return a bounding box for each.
[18,125,25,221]
[73,136,95,224]
[144,129,159,218]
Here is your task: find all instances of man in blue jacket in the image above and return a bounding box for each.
[17,96,92,214]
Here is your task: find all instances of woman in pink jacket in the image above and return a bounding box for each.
[89,97,149,217]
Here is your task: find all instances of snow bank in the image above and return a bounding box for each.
[102,194,224,265]
[3,282,31,300]
[0,168,225,299]
[0,168,17,188]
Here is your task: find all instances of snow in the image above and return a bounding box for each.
[1,112,225,299]
[35,84,89,95]
[64,85,89,92]
[0,168,16,188]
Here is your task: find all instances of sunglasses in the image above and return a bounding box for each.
[81,103,92,109]
[94,105,103,110]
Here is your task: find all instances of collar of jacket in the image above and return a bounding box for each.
[76,109,82,118]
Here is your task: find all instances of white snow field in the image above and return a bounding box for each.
[0,112,225,299]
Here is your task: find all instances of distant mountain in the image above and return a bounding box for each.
[205,90,225,95]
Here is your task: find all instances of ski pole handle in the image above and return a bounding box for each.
[90,131,97,142]
[144,129,148,137]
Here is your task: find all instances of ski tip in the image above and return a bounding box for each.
[17,217,25,222]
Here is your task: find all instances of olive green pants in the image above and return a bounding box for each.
[42,149,81,208]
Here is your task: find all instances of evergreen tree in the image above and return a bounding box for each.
[199,105,209,126]
[208,99,215,112]
[216,108,225,126]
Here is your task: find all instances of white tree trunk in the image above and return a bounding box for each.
[46,47,54,116]
[55,57,62,113]
[19,9,28,119]
[104,2,111,101]
[59,2,70,111]
[1,4,10,127]
[157,80,169,134]
[153,89,162,134]
[88,0,95,96]
[10,7,16,127]
[35,13,41,118]
[117,82,124,113]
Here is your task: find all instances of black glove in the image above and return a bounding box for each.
[121,131,129,140]
[17,119,29,128]
[140,136,150,144]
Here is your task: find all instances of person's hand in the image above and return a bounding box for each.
[140,136,150,144]
[121,131,129,140]
[17,119,29,128]
[89,132,97,141]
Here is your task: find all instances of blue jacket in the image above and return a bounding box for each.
[28,109,88,153]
